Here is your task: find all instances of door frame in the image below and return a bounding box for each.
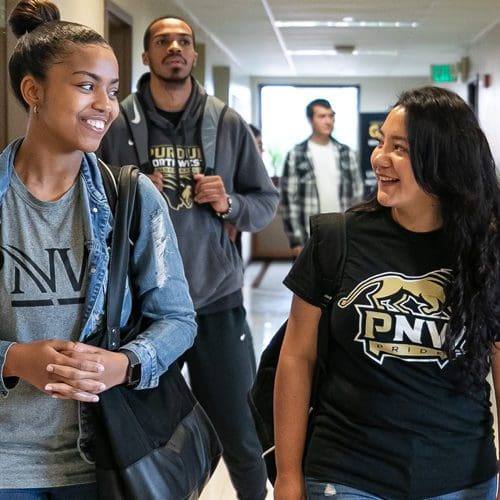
[105,0,133,100]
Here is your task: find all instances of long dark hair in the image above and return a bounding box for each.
[355,86,500,391]
[8,0,110,110]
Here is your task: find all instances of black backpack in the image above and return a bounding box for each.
[247,212,348,485]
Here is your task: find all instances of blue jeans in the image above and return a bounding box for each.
[0,483,97,499]
[305,476,497,500]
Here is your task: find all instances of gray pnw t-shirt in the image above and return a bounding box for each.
[0,171,95,488]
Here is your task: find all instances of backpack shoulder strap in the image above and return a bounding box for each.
[98,158,119,212]
[201,95,228,175]
[107,165,140,349]
[121,92,228,176]
[310,212,348,308]
[97,159,140,244]
[309,212,348,402]
[121,93,149,170]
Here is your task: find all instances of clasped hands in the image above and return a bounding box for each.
[5,340,129,403]
[147,171,230,214]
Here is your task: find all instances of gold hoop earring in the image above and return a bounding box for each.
[33,105,38,114]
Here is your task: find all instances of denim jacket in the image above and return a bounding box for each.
[0,139,197,460]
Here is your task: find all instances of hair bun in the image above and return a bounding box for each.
[9,0,60,39]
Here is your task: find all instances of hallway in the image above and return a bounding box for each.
[200,260,293,500]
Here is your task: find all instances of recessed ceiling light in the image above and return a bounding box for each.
[287,49,398,56]
[355,49,398,56]
[288,50,338,56]
[275,20,419,29]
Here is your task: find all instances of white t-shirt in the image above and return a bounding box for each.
[308,140,341,213]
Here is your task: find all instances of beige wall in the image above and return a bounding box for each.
[55,0,104,33]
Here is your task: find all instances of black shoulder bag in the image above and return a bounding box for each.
[88,163,222,500]
[248,212,348,485]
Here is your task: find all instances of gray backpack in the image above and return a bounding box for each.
[120,93,228,174]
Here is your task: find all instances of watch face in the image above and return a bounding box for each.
[129,362,141,385]
[124,350,141,387]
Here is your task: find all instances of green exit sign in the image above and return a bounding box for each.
[431,64,457,82]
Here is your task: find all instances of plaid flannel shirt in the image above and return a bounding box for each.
[280,137,364,248]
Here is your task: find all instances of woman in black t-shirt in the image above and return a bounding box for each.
[274,87,500,500]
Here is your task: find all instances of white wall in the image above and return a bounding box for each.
[469,21,500,168]
[428,21,500,170]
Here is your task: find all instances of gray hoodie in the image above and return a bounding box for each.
[98,74,279,310]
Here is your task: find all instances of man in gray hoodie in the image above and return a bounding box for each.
[98,15,278,500]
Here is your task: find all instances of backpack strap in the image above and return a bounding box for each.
[97,159,140,244]
[94,161,140,349]
[200,95,227,175]
[107,165,140,349]
[121,93,150,171]
[121,92,227,176]
[98,158,119,212]
[310,212,348,308]
[309,212,349,392]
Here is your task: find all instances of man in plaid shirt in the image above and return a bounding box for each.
[281,99,364,256]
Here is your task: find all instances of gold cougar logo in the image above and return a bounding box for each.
[338,270,452,316]
[339,269,455,367]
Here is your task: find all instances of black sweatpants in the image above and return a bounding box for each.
[184,305,268,500]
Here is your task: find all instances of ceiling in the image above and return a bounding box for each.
[173,0,500,78]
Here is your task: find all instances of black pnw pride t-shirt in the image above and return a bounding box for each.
[284,209,497,499]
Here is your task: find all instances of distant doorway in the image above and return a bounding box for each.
[105,1,132,100]
[467,74,480,116]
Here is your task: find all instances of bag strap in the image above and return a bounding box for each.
[97,160,140,350]
[310,212,348,308]
[309,212,348,396]
[98,159,119,212]
[201,95,227,175]
[98,158,141,242]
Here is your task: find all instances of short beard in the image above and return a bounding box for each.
[151,65,193,86]
[160,74,190,85]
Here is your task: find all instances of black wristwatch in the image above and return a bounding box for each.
[121,349,141,388]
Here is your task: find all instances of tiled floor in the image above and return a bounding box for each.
[200,260,293,500]
[243,260,293,356]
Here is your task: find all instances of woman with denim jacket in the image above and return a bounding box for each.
[0,1,196,498]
